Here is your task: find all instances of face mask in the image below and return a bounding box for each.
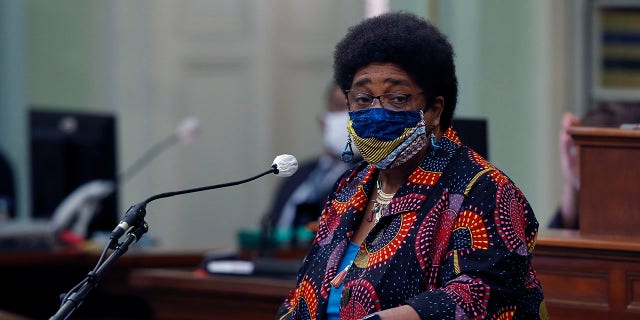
[323,111,359,158]
[347,108,426,169]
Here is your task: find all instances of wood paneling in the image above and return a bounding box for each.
[129,268,294,320]
[0,248,204,319]
[535,229,640,319]
[569,127,640,238]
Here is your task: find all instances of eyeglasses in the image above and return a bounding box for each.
[345,90,424,111]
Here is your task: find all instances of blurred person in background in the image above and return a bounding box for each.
[261,82,358,250]
[549,103,640,229]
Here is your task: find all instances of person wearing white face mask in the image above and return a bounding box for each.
[261,83,360,250]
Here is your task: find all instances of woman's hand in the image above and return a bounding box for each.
[559,112,580,227]
[560,112,580,190]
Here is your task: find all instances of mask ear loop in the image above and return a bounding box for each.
[341,134,354,163]
[430,132,441,152]
[425,108,441,155]
[420,101,443,154]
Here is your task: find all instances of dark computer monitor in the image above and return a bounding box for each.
[29,109,118,235]
[451,118,489,159]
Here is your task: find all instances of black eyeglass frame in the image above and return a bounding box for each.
[345,90,425,111]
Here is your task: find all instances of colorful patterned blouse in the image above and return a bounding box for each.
[276,129,546,320]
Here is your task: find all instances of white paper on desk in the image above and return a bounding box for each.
[620,123,640,130]
[206,260,255,275]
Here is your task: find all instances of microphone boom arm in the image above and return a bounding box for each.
[109,166,278,242]
[146,166,278,204]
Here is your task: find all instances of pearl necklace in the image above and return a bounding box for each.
[369,179,394,224]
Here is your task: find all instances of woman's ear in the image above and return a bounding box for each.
[426,96,444,127]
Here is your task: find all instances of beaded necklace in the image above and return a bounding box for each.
[368,179,394,224]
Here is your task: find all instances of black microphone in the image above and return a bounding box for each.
[109,154,298,241]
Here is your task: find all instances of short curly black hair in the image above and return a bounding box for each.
[334,11,458,130]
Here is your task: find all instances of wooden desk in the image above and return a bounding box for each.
[17,230,640,319]
[129,269,295,320]
[535,229,640,319]
[0,248,204,319]
[569,127,640,237]
[127,231,640,320]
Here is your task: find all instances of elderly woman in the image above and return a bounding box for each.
[277,12,545,320]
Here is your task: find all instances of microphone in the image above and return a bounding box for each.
[118,116,201,183]
[109,154,298,241]
[271,154,298,177]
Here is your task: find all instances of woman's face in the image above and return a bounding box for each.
[350,63,444,133]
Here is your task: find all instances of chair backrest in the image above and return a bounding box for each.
[451,118,489,159]
[0,151,15,219]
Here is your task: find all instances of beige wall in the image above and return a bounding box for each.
[0,0,28,221]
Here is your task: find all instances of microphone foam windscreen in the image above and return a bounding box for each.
[272,154,298,177]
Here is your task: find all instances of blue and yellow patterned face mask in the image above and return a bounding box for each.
[347,108,427,169]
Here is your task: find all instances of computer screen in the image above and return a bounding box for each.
[29,109,118,235]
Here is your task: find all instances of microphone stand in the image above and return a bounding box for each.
[49,222,148,320]
[49,165,280,320]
